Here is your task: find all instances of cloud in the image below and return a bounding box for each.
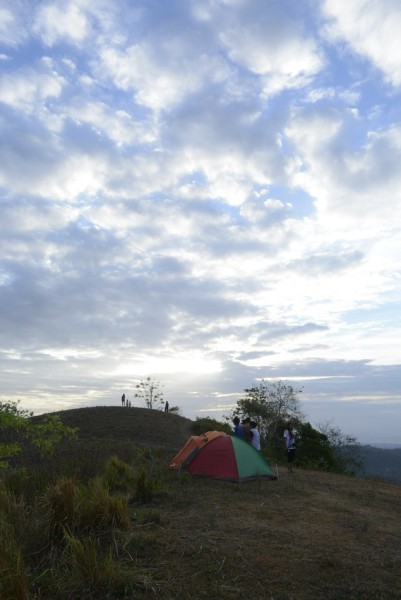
[322,0,401,86]
[34,2,90,46]
[0,63,65,113]
[0,1,30,48]
[285,105,401,227]
[0,0,400,445]
[214,0,323,92]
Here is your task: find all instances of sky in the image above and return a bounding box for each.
[1,0,401,445]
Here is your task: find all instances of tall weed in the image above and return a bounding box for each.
[102,455,135,492]
[130,448,168,503]
[44,476,78,538]
[0,523,28,600]
[63,530,118,589]
[80,477,130,531]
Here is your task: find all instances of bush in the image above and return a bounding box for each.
[191,416,232,436]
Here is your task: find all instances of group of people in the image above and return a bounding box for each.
[121,394,132,407]
[233,416,297,473]
[233,416,261,451]
[120,394,170,412]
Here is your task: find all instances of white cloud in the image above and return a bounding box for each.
[0,0,400,444]
[216,0,323,93]
[34,2,90,46]
[0,1,29,48]
[98,43,229,111]
[67,101,157,146]
[322,0,401,86]
[285,107,401,228]
[0,66,65,114]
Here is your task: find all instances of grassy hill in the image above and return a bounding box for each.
[3,406,401,599]
[42,406,194,452]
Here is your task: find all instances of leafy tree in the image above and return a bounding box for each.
[296,422,337,471]
[232,379,303,446]
[134,377,164,410]
[230,383,361,475]
[317,421,363,475]
[0,400,77,470]
[191,416,232,436]
[0,401,30,467]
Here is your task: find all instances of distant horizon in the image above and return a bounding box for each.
[28,400,401,448]
[362,442,401,450]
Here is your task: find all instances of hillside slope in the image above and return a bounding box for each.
[36,405,194,455]
[25,406,401,599]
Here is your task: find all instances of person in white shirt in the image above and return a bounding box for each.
[249,420,261,451]
[283,421,296,472]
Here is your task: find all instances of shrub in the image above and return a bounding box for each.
[191,416,232,436]
[102,455,136,492]
[80,477,130,531]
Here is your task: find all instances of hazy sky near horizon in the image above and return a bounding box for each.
[1,0,401,444]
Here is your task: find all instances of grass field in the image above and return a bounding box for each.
[2,406,401,599]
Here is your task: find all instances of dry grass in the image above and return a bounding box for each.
[37,406,194,455]
[7,407,401,599]
[147,468,401,599]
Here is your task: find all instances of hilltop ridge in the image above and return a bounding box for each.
[39,405,194,454]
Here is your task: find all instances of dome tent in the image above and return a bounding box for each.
[169,433,277,483]
[168,430,227,470]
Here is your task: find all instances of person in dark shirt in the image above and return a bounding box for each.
[233,416,244,438]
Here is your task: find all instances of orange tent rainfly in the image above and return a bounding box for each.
[169,432,277,483]
[168,431,227,470]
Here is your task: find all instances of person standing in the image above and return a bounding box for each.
[165,401,169,413]
[121,393,125,407]
[250,420,261,451]
[233,416,244,438]
[241,417,252,443]
[283,421,296,472]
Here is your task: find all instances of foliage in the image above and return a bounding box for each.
[317,421,363,475]
[0,401,31,468]
[231,380,303,446]
[103,455,136,492]
[230,382,361,475]
[0,401,77,470]
[191,416,232,436]
[134,377,164,409]
[295,422,337,470]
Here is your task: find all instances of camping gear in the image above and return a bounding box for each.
[169,430,227,469]
[169,432,277,482]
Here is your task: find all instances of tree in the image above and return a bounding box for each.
[317,421,363,475]
[134,377,164,410]
[192,416,232,436]
[0,400,77,469]
[296,422,337,471]
[232,379,303,446]
[230,380,362,474]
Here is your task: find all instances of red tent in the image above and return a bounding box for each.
[170,433,277,483]
[168,430,227,469]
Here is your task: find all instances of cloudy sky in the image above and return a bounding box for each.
[1,0,401,444]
